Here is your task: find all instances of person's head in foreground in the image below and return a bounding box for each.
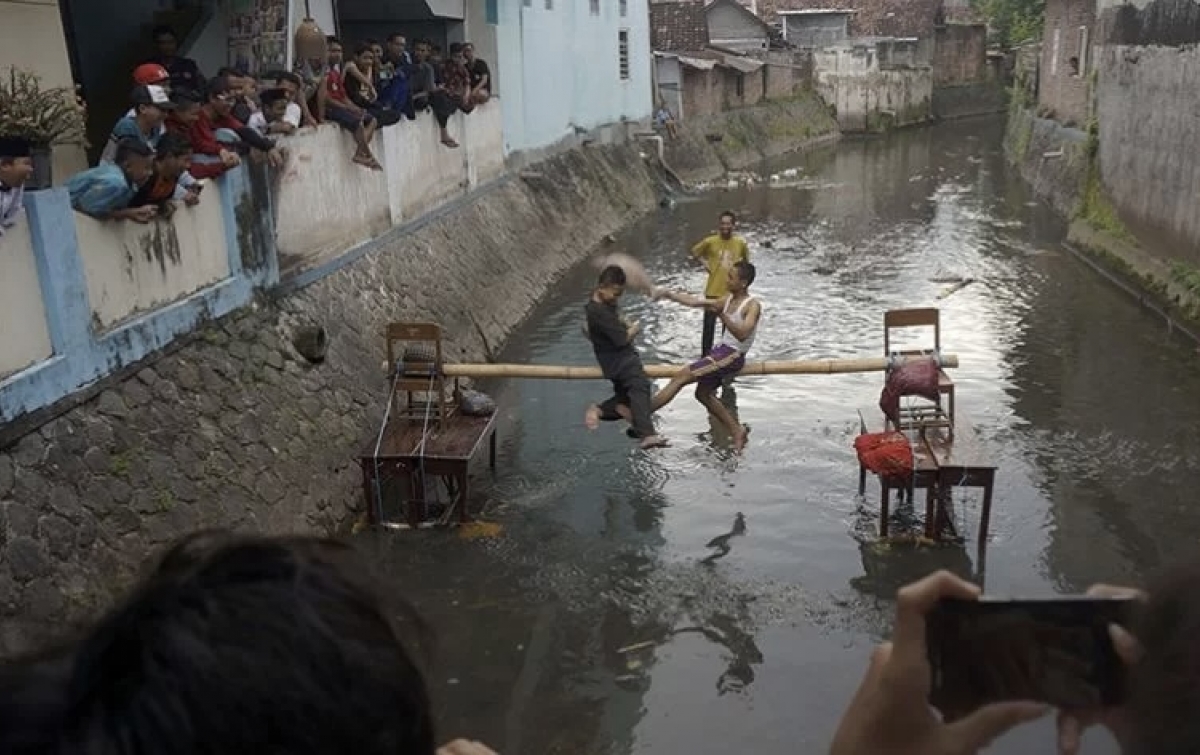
[728,261,756,295]
[0,532,437,755]
[0,136,34,189]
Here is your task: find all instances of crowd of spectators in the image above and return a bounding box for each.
[0,24,494,234]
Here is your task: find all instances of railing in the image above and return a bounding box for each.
[0,102,504,429]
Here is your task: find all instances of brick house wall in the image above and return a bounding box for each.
[758,0,944,37]
[1038,0,1096,126]
[932,23,987,85]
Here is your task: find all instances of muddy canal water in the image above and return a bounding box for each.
[358,119,1200,755]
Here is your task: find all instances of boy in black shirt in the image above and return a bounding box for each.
[584,266,665,449]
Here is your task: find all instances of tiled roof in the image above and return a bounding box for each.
[759,0,946,37]
[650,0,711,52]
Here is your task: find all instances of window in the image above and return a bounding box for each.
[1077,25,1090,76]
[522,0,531,6]
[618,29,630,80]
[736,74,745,98]
[487,0,499,23]
[590,0,600,13]
[620,0,628,16]
[545,0,553,8]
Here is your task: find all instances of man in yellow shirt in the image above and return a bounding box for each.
[690,210,750,355]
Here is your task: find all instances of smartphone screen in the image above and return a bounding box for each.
[927,596,1136,720]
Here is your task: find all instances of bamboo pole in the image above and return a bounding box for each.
[437,355,959,380]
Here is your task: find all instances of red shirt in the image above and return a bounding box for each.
[326,67,349,104]
[184,108,245,179]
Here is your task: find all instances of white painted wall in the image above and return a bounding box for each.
[495,0,652,156]
[0,0,88,184]
[76,189,233,329]
[0,220,54,379]
[813,45,933,132]
[275,101,505,272]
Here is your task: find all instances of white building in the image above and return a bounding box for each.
[494,0,653,160]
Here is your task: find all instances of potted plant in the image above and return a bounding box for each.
[0,66,87,190]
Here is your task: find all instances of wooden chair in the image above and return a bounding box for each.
[386,323,451,428]
[883,308,955,429]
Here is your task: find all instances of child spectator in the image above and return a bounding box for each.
[183,77,244,179]
[272,71,313,130]
[0,136,33,238]
[297,37,381,170]
[100,84,175,163]
[655,103,679,139]
[463,43,491,105]
[66,139,157,223]
[410,39,459,148]
[247,88,292,138]
[345,42,402,126]
[442,43,475,115]
[127,132,201,220]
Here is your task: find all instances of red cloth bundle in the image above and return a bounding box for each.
[854,431,914,480]
[879,357,941,426]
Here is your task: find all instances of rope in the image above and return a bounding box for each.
[370,368,404,525]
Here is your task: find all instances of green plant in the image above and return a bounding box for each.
[1170,263,1200,296]
[0,66,87,146]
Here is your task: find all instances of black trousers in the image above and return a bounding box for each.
[597,371,655,438]
[701,308,719,356]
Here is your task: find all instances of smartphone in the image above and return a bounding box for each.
[927,596,1137,720]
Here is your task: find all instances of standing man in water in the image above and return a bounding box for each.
[690,210,750,356]
[584,266,667,449]
[652,261,760,452]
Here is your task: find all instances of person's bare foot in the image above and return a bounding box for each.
[639,434,668,449]
[585,404,602,430]
[732,425,749,454]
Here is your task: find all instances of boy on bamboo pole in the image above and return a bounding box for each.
[583,266,667,449]
[651,261,760,452]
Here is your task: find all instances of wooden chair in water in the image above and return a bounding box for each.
[883,308,955,430]
[386,322,451,427]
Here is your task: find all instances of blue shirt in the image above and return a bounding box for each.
[66,163,138,218]
[100,116,165,163]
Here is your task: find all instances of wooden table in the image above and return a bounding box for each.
[858,408,997,543]
[359,412,497,527]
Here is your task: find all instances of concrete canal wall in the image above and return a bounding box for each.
[0,98,834,654]
[1004,0,1200,324]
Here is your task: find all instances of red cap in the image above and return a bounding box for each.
[133,63,170,86]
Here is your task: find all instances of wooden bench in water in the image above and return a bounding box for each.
[359,408,497,528]
[857,407,997,545]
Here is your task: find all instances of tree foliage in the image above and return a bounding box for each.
[971,0,1045,48]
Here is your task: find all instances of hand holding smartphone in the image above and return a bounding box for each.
[926,595,1138,721]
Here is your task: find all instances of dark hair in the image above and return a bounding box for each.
[598,265,627,288]
[217,66,242,78]
[1128,559,1200,755]
[275,70,303,87]
[35,534,437,755]
[260,87,291,108]
[366,37,380,46]
[720,210,737,223]
[205,75,233,100]
[171,89,203,108]
[733,260,756,286]
[387,32,405,43]
[154,132,192,159]
[448,42,465,55]
[151,24,177,41]
[114,138,153,164]
[326,35,341,46]
[355,41,375,57]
